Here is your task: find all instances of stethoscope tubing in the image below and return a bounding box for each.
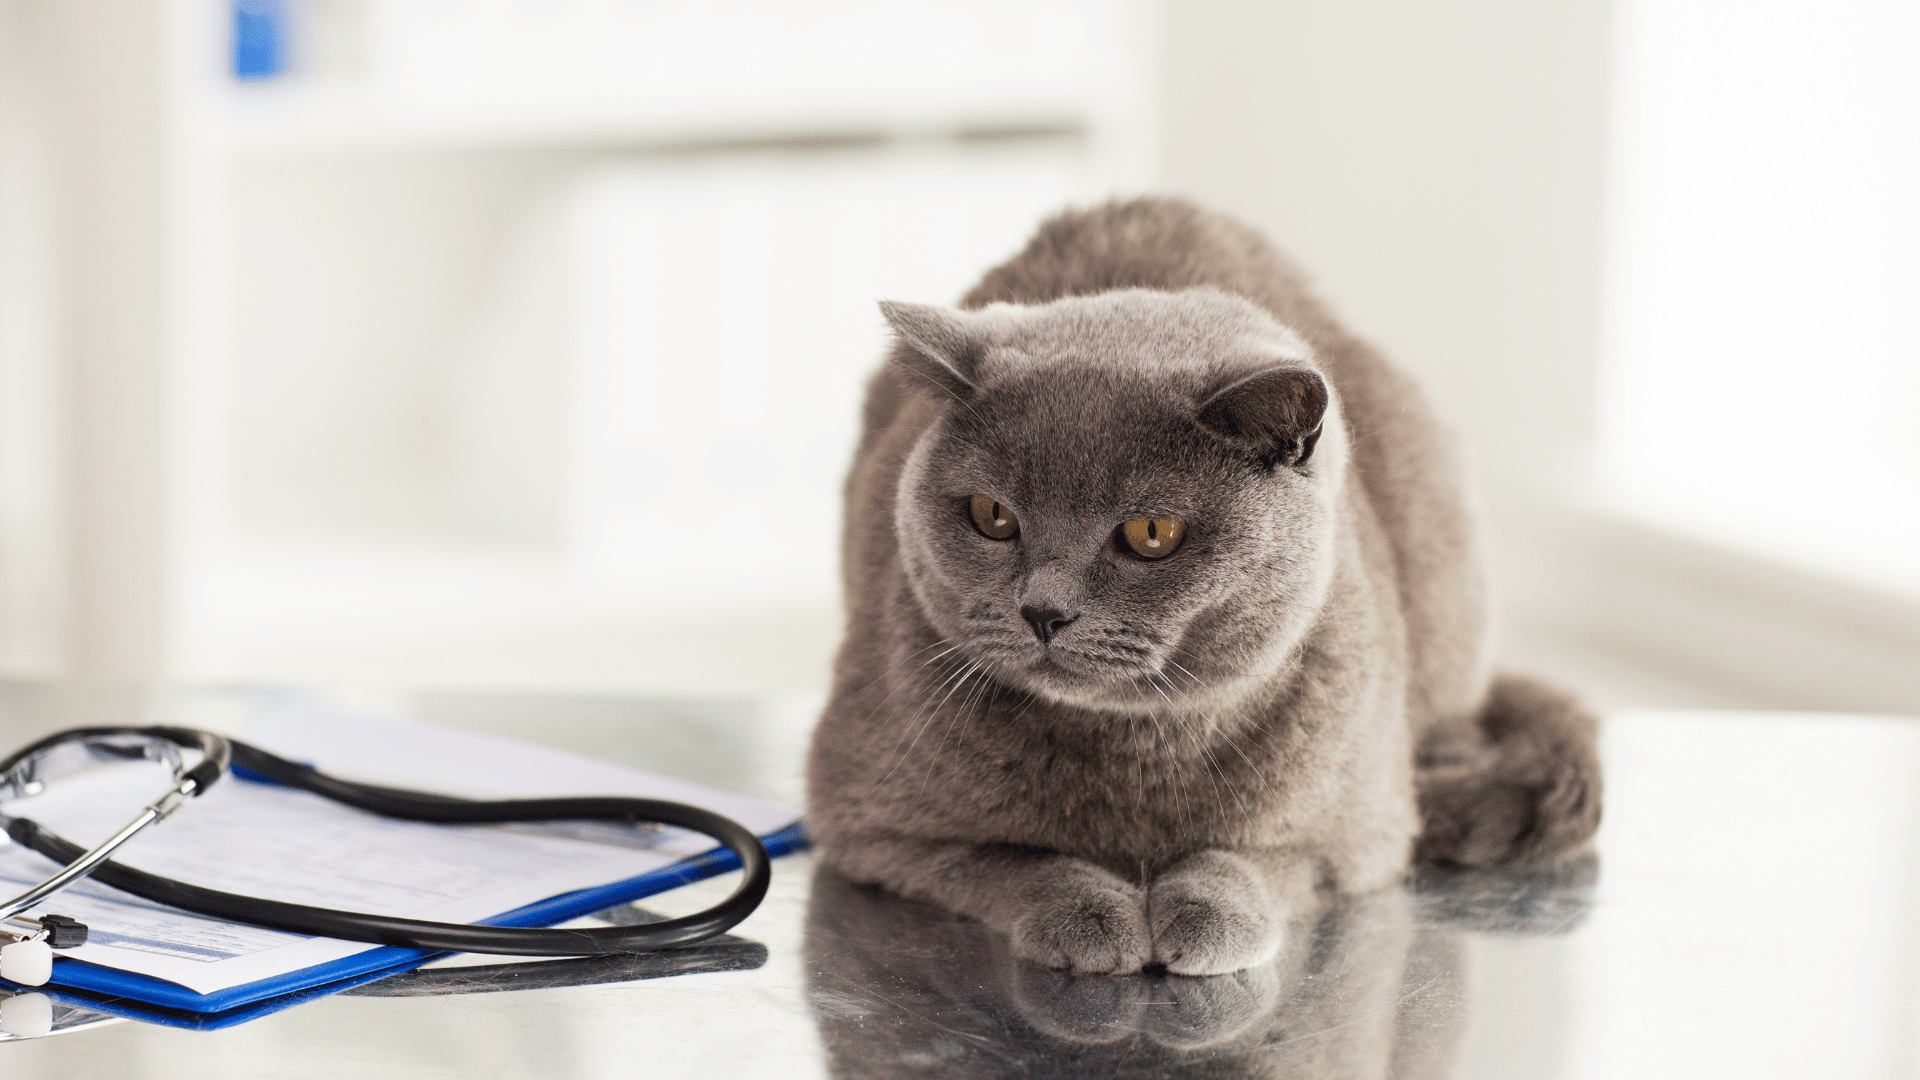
[0,726,232,925]
[4,733,771,957]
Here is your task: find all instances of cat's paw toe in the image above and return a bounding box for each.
[1148,868,1282,976]
[1009,880,1150,975]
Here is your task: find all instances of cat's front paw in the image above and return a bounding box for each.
[1006,863,1150,975]
[1148,852,1285,976]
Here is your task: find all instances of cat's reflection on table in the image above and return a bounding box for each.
[804,869,1505,1080]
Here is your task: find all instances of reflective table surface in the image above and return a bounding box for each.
[2,681,1917,1078]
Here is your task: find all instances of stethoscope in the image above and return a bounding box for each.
[0,725,771,991]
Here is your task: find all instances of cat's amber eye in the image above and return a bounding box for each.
[968,494,1019,540]
[1120,517,1185,559]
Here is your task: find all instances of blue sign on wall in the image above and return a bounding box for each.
[233,0,290,81]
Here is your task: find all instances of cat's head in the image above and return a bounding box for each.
[884,288,1347,715]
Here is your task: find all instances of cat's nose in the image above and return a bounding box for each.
[1019,604,1079,644]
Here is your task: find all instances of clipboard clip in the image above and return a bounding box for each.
[1,914,89,988]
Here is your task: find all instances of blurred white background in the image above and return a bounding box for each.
[0,0,1915,713]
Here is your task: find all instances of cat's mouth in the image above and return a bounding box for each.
[1024,646,1100,678]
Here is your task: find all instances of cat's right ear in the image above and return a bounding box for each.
[880,301,985,402]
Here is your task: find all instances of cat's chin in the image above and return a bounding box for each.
[1002,651,1278,718]
[1008,657,1216,718]
[990,655,1132,712]
[1028,682,1173,715]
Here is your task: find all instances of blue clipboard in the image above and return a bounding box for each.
[7,821,809,1018]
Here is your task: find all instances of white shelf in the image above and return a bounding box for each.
[224,79,1098,155]
[220,0,1128,155]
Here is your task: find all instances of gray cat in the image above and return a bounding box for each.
[805,197,1600,976]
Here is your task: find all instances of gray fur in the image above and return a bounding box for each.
[806,197,1601,976]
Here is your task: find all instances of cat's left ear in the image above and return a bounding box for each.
[879,301,988,401]
[1197,367,1330,468]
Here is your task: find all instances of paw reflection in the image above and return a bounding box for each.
[1007,960,1280,1049]
[805,871,1462,1077]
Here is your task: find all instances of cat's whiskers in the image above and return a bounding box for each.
[922,664,988,780]
[1010,686,1040,722]
[1153,664,1232,736]
[1125,676,1172,745]
[871,651,978,790]
[1188,695,1268,789]
[885,655,991,786]
[1164,657,1207,690]
[1152,653,1243,721]
[1127,679,1195,827]
[862,641,966,768]
[923,666,1000,794]
[1157,663,1272,793]
[856,639,957,725]
[1147,667,1252,817]
[1161,719,1200,829]
[1217,717,1266,780]
[1193,739,1246,817]
[1139,670,1180,715]
[922,660,986,740]
[1159,638,1297,680]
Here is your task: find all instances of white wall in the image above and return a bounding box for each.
[1154,0,1920,714]
[1156,0,1626,684]
[1158,0,1615,491]
[0,0,69,677]
[1600,0,1920,600]
[197,140,1105,695]
[0,0,1152,695]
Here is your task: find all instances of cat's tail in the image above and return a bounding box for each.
[1413,674,1602,868]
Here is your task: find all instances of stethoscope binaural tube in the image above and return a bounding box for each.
[0,726,231,986]
[2,731,771,961]
[0,726,230,926]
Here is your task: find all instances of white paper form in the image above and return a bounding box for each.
[244,699,797,837]
[0,701,798,995]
